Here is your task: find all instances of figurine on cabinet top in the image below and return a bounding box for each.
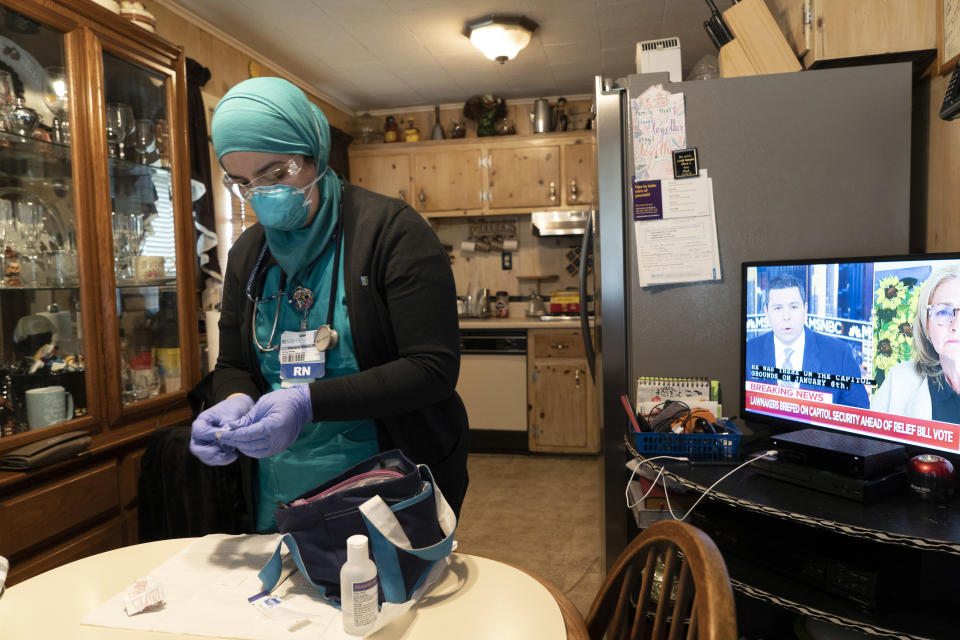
[554,97,568,132]
[403,117,420,143]
[383,115,399,143]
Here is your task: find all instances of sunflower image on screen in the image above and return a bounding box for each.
[871,273,921,390]
[871,263,960,423]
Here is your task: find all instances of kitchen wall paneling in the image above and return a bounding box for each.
[148,1,353,132]
[433,217,586,301]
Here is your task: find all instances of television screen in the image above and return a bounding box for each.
[741,254,960,456]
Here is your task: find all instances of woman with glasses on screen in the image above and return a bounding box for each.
[187,77,468,532]
[871,264,960,424]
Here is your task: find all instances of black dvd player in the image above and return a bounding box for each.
[768,428,906,478]
[750,455,907,503]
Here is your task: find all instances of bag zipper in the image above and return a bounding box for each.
[288,469,405,507]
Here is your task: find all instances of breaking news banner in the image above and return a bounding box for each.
[745,381,960,454]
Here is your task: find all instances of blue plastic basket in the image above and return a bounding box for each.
[633,427,741,461]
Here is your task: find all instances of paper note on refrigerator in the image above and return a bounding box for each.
[633,175,721,287]
[631,85,686,180]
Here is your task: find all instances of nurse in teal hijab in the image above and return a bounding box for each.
[194,77,379,531]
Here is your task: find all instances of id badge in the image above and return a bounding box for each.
[279,330,325,381]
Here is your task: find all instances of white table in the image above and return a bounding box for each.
[0,538,587,639]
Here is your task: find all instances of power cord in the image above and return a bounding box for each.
[626,450,778,521]
[625,455,690,509]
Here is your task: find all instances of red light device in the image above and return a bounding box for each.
[907,454,956,501]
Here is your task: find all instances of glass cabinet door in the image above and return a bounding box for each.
[102,52,181,406]
[0,8,85,438]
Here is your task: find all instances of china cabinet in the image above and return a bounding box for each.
[349,131,596,218]
[0,0,197,585]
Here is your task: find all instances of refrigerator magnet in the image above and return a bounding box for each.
[672,147,699,179]
[632,178,662,220]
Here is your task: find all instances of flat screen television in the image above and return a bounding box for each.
[741,254,960,458]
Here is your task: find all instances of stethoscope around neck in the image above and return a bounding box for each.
[245,194,344,354]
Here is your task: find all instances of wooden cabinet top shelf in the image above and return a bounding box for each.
[349,129,595,153]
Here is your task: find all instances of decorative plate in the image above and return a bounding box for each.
[0,35,53,120]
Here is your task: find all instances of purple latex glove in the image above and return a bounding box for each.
[189,394,254,466]
[219,385,312,458]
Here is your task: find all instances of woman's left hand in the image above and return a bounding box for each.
[219,385,312,458]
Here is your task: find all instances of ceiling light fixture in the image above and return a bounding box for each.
[463,15,538,64]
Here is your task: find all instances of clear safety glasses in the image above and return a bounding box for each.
[223,156,305,201]
[927,303,960,327]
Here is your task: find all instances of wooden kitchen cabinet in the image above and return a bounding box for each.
[564,140,596,206]
[413,148,483,212]
[350,153,412,205]
[0,0,198,585]
[527,329,599,454]
[349,131,595,217]
[487,145,560,209]
[765,0,935,68]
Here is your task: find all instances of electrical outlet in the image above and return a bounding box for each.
[501,251,512,270]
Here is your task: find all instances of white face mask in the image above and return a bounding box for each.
[249,166,327,230]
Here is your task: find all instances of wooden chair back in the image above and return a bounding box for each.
[584,519,736,640]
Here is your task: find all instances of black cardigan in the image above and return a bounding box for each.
[213,184,469,515]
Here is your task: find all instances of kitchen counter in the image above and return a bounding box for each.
[458,316,588,330]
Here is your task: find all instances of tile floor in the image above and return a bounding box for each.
[453,452,605,616]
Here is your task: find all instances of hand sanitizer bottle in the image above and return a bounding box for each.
[340,534,378,636]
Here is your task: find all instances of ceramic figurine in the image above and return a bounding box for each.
[384,115,399,143]
[403,117,420,143]
[554,97,569,132]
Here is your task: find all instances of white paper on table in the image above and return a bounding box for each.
[633,176,721,287]
[631,84,686,181]
[82,533,444,640]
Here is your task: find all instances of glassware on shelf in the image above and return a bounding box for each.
[154,118,170,168]
[54,230,79,286]
[106,102,135,159]
[43,66,70,144]
[112,212,147,281]
[133,118,156,164]
[111,211,132,280]
[6,98,39,138]
[0,199,13,287]
[128,319,159,402]
[15,199,45,286]
[128,213,145,267]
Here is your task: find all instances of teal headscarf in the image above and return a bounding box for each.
[211,77,341,277]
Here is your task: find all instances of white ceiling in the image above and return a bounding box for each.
[165,0,718,113]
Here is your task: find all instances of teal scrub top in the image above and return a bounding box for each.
[253,235,378,532]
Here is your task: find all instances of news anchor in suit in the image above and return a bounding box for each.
[746,274,869,409]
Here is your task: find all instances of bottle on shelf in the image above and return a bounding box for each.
[495,291,510,317]
[154,311,180,394]
[431,105,445,140]
[340,534,379,636]
[127,319,158,402]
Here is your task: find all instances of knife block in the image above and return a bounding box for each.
[718,0,802,78]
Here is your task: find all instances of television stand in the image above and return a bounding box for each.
[635,455,960,639]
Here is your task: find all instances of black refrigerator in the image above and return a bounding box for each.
[593,64,915,568]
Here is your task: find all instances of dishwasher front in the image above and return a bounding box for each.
[456,329,528,435]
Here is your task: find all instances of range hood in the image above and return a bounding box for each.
[531,210,592,236]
